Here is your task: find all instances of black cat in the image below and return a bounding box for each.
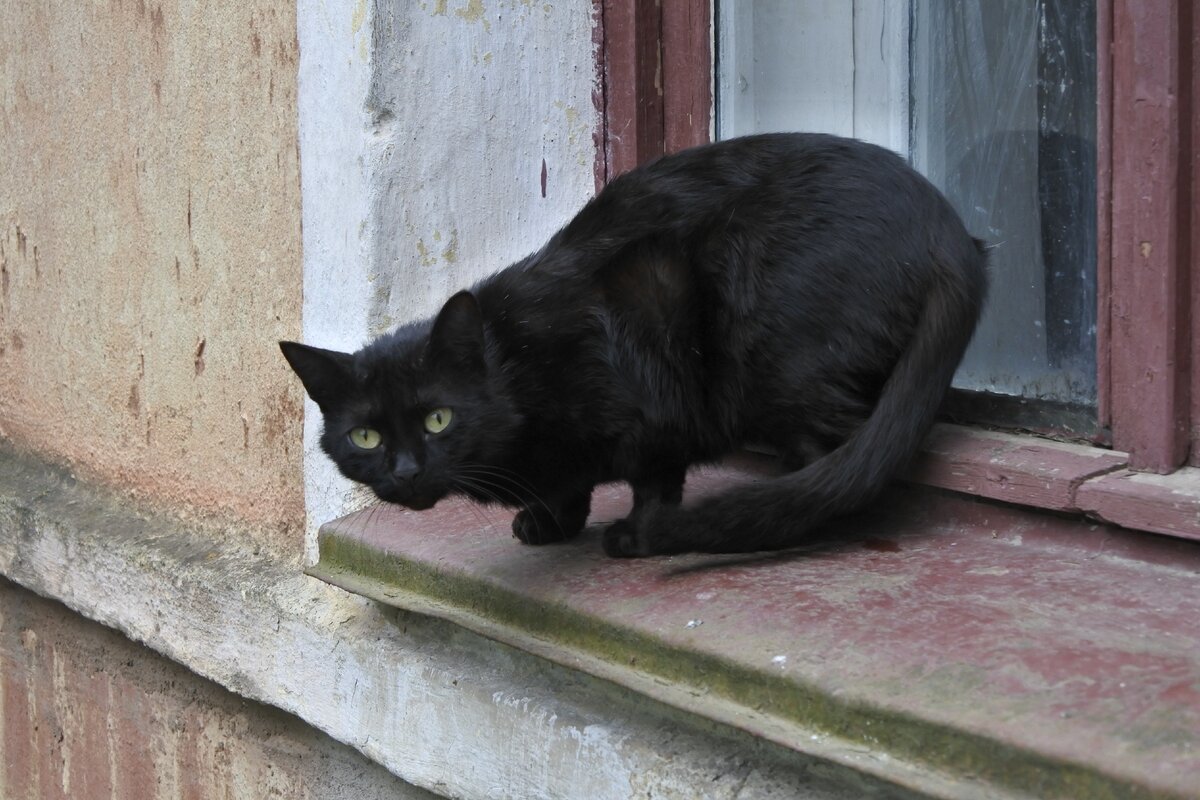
[281,133,987,557]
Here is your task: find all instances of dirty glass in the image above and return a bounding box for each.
[716,0,1098,408]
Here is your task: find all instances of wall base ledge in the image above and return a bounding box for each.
[0,444,944,800]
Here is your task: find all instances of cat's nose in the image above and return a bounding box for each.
[392,453,421,488]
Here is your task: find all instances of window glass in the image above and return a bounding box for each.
[716,0,1098,407]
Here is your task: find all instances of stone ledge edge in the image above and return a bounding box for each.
[0,446,912,800]
[312,524,1188,800]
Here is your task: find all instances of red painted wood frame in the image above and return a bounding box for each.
[596,0,1198,474]
[593,0,711,187]
[1107,0,1195,472]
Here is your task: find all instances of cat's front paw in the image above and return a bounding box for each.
[602,519,651,558]
[512,508,571,545]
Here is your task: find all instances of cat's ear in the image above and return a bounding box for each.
[279,341,355,411]
[427,291,485,377]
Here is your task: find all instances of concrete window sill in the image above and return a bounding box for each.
[311,446,1200,799]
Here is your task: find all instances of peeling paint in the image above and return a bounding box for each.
[555,99,587,147]
[441,229,459,264]
[414,240,437,267]
[455,0,489,31]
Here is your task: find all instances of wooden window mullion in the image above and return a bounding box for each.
[1109,0,1192,472]
[599,0,664,183]
[597,0,711,183]
[661,1,711,152]
[1188,0,1200,464]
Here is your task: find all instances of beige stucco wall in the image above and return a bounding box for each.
[0,2,304,545]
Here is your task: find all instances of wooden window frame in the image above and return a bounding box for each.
[592,0,1199,538]
[1106,0,1195,472]
[594,0,711,187]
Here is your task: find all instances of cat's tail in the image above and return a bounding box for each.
[611,239,987,556]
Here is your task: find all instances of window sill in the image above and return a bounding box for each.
[913,423,1200,542]
[310,444,1200,800]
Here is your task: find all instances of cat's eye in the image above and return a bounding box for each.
[424,407,453,434]
[348,427,382,450]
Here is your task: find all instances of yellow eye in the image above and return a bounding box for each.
[424,407,453,434]
[348,427,382,450]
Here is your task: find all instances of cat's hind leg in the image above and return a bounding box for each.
[632,466,685,510]
[512,485,593,545]
[603,429,858,558]
[601,464,686,557]
[603,430,832,557]
[780,434,830,471]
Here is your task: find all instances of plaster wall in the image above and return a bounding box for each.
[0,1,304,544]
[0,578,436,800]
[298,0,600,552]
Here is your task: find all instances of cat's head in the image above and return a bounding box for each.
[280,291,520,510]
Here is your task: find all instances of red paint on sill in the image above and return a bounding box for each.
[314,453,1200,797]
[910,424,1127,512]
[1077,466,1200,541]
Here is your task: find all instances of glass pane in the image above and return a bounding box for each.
[716,1,910,155]
[911,0,1097,405]
[715,0,1098,408]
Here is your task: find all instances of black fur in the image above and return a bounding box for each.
[281,133,987,557]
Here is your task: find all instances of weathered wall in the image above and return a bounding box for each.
[0,579,436,800]
[0,1,304,545]
[0,0,600,551]
[297,0,600,552]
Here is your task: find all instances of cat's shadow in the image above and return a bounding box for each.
[581,505,897,578]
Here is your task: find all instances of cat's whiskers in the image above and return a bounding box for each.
[452,471,526,509]
[449,477,503,507]
[457,466,559,518]
[450,476,518,532]
[453,468,560,542]
[338,500,387,557]
[467,502,504,534]
[446,478,506,533]
[457,464,553,512]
